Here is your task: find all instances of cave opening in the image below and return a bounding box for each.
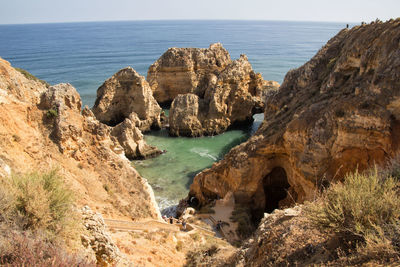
[263,167,290,213]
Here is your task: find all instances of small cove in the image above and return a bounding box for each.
[134,113,264,210]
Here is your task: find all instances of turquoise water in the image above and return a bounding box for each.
[0,20,347,208]
[134,114,264,209]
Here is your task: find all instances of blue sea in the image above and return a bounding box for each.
[0,20,347,209]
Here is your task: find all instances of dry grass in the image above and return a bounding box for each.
[0,231,95,266]
[11,170,79,240]
[184,245,219,267]
[0,170,87,266]
[305,166,400,264]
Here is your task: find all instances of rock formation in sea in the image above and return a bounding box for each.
[152,45,280,136]
[92,67,162,159]
[189,19,400,220]
[93,67,162,131]
[147,43,232,105]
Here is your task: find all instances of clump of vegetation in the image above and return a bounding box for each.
[46,108,58,118]
[305,166,400,264]
[0,170,87,265]
[12,170,77,237]
[327,57,337,69]
[15,67,50,87]
[184,244,219,267]
[230,204,255,240]
[0,232,95,266]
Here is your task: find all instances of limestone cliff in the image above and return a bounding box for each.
[0,58,160,221]
[169,54,279,136]
[147,43,232,105]
[189,19,400,219]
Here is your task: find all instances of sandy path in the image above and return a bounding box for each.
[208,192,238,242]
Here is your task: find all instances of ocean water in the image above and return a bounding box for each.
[0,20,346,209]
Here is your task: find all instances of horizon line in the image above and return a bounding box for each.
[0,18,366,26]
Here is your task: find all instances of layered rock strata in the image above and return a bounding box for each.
[189,20,400,219]
[168,54,279,136]
[147,43,232,105]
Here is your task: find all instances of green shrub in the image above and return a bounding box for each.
[0,170,87,265]
[306,168,400,238]
[327,57,337,69]
[184,244,219,267]
[9,170,77,239]
[305,166,400,263]
[46,109,58,118]
[15,67,50,87]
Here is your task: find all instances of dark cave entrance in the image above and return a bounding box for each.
[263,167,290,213]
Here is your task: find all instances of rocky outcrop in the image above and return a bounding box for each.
[169,55,279,136]
[147,43,232,104]
[110,113,161,160]
[149,43,279,137]
[92,67,162,131]
[189,20,400,219]
[0,58,161,222]
[40,83,85,155]
[90,67,163,159]
[81,206,124,266]
[169,94,204,137]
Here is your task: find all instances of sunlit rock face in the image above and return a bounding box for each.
[153,43,279,137]
[189,19,400,219]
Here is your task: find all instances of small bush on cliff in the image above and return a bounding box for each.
[305,166,400,263]
[46,108,58,118]
[0,170,80,241]
[0,232,95,266]
[0,170,89,266]
[15,67,50,87]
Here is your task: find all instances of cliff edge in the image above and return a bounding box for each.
[189,19,400,220]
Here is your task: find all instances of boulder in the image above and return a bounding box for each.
[92,67,161,131]
[81,206,124,266]
[110,114,161,159]
[147,43,232,105]
[189,20,400,219]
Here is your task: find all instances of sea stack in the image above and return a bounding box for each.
[149,43,279,137]
[92,67,162,131]
[92,67,163,159]
[147,43,232,105]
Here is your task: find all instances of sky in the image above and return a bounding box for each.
[0,0,399,25]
